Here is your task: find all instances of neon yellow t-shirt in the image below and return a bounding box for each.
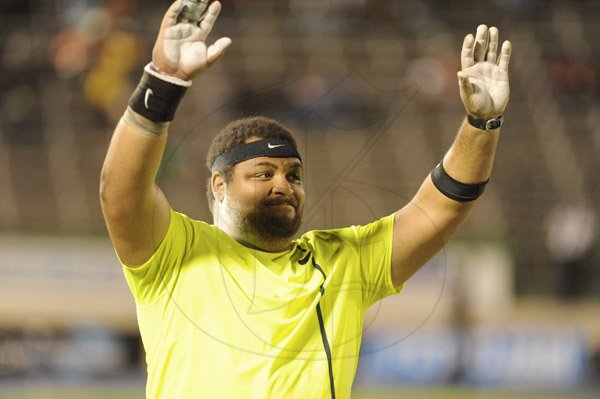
[122,209,401,399]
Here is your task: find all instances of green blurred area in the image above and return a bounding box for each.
[0,389,137,399]
[353,388,596,399]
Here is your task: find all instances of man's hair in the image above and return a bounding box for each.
[206,116,299,213]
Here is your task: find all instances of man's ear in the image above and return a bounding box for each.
[211,172,225,203]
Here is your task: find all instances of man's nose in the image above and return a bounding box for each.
[271,174,293,195]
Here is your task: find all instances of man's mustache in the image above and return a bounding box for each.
[263,197,298,207]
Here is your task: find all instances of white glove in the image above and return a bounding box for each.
[458,25,511,120]
[152,0,232,81]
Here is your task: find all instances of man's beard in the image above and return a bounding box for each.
[240,198,303,241]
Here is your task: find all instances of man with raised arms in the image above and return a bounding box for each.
[100,1,511,397]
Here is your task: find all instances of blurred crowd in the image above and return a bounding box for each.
[1,0,599,298]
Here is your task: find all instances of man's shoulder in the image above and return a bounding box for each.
[296,225,357,248]
[170,210,221,238]
[297,214,395,246]
[172,209,211,226]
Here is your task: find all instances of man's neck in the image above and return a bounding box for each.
[214,216,293,253]
[234,235,293,253]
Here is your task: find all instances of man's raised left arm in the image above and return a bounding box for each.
[391,24,512,286]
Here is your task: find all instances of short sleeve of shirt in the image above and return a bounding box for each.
[306,213,401,309]
[351,213,402,308]
[121,209,192,305]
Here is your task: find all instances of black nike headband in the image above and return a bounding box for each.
[211,138,302,172]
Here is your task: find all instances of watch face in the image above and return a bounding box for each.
[486,117,503,130]
[485,119,498,130]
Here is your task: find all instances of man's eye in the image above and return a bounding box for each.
[288,173,302,182]
[254,171,272,178]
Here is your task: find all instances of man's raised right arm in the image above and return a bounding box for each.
[99,0,231,267]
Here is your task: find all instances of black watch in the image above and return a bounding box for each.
[467,114,503,131]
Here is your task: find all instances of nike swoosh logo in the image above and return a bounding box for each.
[268,143,284,149]
[144,89,154,108]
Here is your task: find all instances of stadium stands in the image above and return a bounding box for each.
[1,0,599,296]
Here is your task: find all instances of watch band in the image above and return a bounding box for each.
[467,114,503,131]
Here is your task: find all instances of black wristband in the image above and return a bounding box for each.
[430,161,488,202]
[128,65,189,123]
[467,114,503,131]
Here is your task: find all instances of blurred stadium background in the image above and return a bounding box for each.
[1,0,600,397]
